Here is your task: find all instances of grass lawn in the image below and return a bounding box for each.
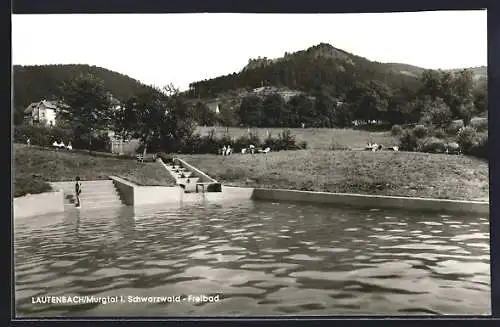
[196,126,398,150]
[179,150,489,201]
[14,144,177,197]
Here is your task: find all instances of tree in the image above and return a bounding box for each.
[194,102,217,126]
[419,98,453,129]
[386,87,417,125]
[330,101,353,128]
[286,94,314,127]
[346,81,391,123]
[313,93,336,127]
[473,78,488,114]
[418,69,476,123]
[56,73,113,152]
[14,107,25,126]
[115,85,196,154]
[115,88,168,154]
[261,93,285,127]
[237,95,263,127]
[449,70,475,123]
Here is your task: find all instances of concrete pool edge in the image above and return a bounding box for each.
[251,188,490,214]
[109,176,181,206]
[13,190,65,219]
[174,159,489,215]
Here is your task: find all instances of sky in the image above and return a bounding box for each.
[12,10,487,91]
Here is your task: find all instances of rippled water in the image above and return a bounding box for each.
[14,200,490,317]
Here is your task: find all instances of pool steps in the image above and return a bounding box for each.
[158,158,222,193]
[51,180,125,210]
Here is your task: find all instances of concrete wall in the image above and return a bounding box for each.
[110,172,488,215]
[110,176,253,208]
[134,186,182,206]
[252,188,489,215]
[110,176,182,207]
[14,190,65,219]
[110,176,135,205]
[173,158,222,191]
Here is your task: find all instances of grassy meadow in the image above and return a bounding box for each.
[196,126,398,150]
[179,150,489,201]
[14,144,176,197]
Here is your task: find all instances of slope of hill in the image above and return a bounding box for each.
[13,64,156,109]
[385,63,487,80]
[187,43,424,100]
[187,43,486,103]
[383,63,426,77]
[448,66,487,80]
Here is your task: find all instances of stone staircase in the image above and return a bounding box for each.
[159,160,201,193]
[51,180,125,210]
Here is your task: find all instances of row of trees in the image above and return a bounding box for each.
[191,68,487,129]
[22,74,197,155]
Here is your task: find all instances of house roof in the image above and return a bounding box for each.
[24,100,58,114]
[41,100,58,109]
[24,102,39,114]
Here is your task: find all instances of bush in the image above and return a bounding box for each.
[457,126,478,154]
[429,127,447,139]
[157,152,174,164]
[417,137,447,153]
[399,125,429,152]
[298,141,308,149]
[419,98,453,129]
[470,118,488,133]
[14,125,61,146]
[173,129,303,154]
[391,124,403,136]
[234,133,262,152]
[14,174,53,198]
[72,132,111,152]
[413,124,429,139]
[275,129,298,151]
[14,125,111,152]
[469,132,488,159]
[399,129,418,151]
[446,120,464,135]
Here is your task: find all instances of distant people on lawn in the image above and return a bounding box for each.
[75,176,82,208]
[26,138,30,147]
[51,140,73,150]
[220,145,233,156]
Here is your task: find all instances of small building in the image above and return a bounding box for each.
[24,100,58,127]
[107,130,141,155]
[206,100,220,114]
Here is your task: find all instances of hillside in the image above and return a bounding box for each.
[13,64,157,109]
[186,43,486,103]
[187,43,424,100]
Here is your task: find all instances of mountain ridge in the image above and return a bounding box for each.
[13,64,157,109]
[187,43,486,101]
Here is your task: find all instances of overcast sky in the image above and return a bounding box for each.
[12,10,487,91]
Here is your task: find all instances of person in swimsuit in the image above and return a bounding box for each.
[75,176,82,208]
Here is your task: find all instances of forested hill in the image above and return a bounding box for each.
[13,64,156,109]
[187,43,424,99]
[186,43,487,100]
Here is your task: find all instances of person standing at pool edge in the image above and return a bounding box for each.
[75,176,82,208]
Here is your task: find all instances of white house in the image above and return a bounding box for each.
[206,101,220,114]
[24,100,58,127]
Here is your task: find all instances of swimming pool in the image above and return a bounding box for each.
[14,200,490,316]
